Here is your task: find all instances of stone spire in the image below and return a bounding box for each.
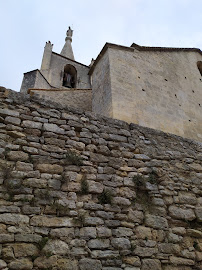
[60,27,75,60]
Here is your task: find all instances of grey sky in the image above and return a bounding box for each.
[1,0,202,91]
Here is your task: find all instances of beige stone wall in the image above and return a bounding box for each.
[20,70,52,94]
[34,71,52,89]
[92,47,202,142]
[0,88,202,270]
[91,50,113,117]
[30,88,92,111]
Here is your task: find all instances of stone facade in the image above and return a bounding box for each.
[0,87,201,270]
[90,43,202,142]
[29,88,92,111]
[20,30,202,142]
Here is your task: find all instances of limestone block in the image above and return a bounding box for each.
[167,232,183,243]
[134,154,150,161]
[34,256,58,269]
[172,227,186,235]
[111,237,131,250]
[97,227,112,238]
[84,217,104,226]
[43,123,64,134]
[0,234,14,243]
[0,108,19,117]
[123,256,141,266]
[8,258,33,270]
[0,260,7,269]
[2,246,14,260]
[113,197,131,206]
[141,259,161,270]
[188,163,202,172]
[105,220,121,227]
[119,187,136,199]
[108,134,127,142]
[5,116,21,125]
[0,224,6,233]
[84,203,104,211]
[80,227,97,239]
[0,214,29,225]
[187,229,202,238]
[30,216,73,227]
[79,258,102,270]
[195,207,202,222]
[90,153,109,163]
[43,239,69,255]
[169,206,196,221]
[112,227,133,237]
[22,120,42,129]
[158,243,181,255]
[88,181,104,194]
[16,161,33,171]
[135,226,152,239]
[23,178,47,188]
[57,257,78,270]
[15,233,42,243]
[0,206,20,213]
[134,247,158,257]
[50,228,74,238]
[145,214,168,229]
[12,243,38,257]
[7,151,29,161]
[22,206,41,215]
[128,210,144,224]
[178,192,197,204]
[170,256,194,265]
[71,247,88,256]
[124,267,140,270]
[36,163,63,174]
[88,239,110,249]
[91,250,119,259]
[22,146,39,154]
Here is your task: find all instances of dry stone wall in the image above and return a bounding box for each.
[0,87,202,270]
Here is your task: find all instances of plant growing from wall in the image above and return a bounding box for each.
[80,175,89,195]
[65,150,83,166]
[133,174,145,189]
[37,237,49,250]
[98,189,113,205]
[51,202,70,216]
[73,212,86,227]
[148,170,159,184]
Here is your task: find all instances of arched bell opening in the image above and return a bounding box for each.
[197,61,202,76]
[62,64,77,88]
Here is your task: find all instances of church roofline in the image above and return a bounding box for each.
[131,42,202,54]
[52,52,90,68]
[89,43,134,75]
[89,42,202,76]
[23,69,55,90]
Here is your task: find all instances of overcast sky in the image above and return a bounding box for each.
[1,0,202,91]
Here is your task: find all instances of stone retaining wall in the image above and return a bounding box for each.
[0,87,201,270]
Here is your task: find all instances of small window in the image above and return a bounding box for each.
[63,64,77,88]
[197,61,202,76]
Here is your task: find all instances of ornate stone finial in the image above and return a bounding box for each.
[61,26,75,60]
[66,27,73,42]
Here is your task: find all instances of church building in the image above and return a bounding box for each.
[20,27,202,142]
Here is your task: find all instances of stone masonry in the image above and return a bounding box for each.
[0,86,201,270]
